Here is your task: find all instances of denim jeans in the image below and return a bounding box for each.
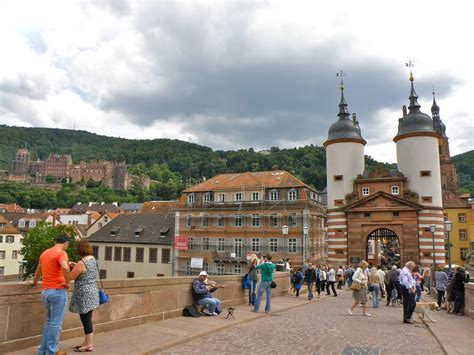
[425,276,430,292]
[249,280,258,305]
[198,297,221,314]
[254,281,272,313]
[39,289,68,355]
[415,286,422,302]
[371,284,379,308]
[307,281,314,300]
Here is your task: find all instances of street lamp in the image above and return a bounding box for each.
[282,225,288,263]
[303,226,309,265]
[429,224,436,291]
[444,220,453,271]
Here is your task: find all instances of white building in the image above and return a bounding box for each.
[0,215,23,280]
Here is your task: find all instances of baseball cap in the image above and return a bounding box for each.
[199,271,208,276]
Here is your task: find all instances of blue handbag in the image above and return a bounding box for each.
[96,260,109,305]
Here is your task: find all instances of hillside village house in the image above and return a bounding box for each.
[0,215,23,280]
[175,171,326,276]
[87,214,174,279]
[0,211,52,236]
[86,212,120,237]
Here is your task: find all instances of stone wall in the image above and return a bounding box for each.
[465,282,474,319]
[0,272,290,353]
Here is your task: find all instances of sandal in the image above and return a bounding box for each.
[73,346,82,350]
[74,346,93,352]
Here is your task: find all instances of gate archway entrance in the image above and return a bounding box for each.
[367,229,401,268]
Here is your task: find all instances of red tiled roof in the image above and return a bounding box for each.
[140,201,183,214]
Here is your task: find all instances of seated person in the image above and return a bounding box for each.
[192,271,224,316]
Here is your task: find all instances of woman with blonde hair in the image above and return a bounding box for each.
[369,267,381,308]
[349,260,371,316]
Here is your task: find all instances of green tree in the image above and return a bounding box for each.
[20,221,79,279]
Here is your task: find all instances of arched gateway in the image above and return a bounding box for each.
[366,228,401,268]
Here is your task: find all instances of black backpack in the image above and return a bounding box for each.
[183,305,201,317]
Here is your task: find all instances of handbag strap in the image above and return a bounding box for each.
[95,258,105,290]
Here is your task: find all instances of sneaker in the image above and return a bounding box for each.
[202,308,212,316]
[363,313,371,317]
[348,309,353,315]
[212,312,218,316]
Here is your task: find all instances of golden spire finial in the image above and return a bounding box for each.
[405,61,414,81]
[336,70,345,91]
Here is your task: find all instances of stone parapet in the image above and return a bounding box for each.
[465,282,474,319]
[0,273,290,353]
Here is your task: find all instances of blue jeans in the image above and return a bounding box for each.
[39,289,68,355]
[254,281,272,313]
[372,284,379,308]
[415,286,421,302]
[425,276,430,292]
[198,297,221,314]
[249,280,257,305]
[307,281,314,300]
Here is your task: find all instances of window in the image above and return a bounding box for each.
[136,247,144,262]
[188,237,194,250]
[217,263,225,275]
[12,250,18,259]
[114,247,122,261]
[99,270,107,279]
[184,261,191,275]
[269,190,279,201]
[393,212,400,217]
[287,189,297,201]
[121,247,131,262]
[422,196,433,203]
[162,249,171,263]
[270,213,280,227]
[420,170,431,177]
[234,238,242,258]
[202,238,210,251]
[364,212,371,218]
[391,186,399,195]
[144,248,155,263]
[252,214,260,227]
[187,194,195,204]
[185,215,192,228]
[333,175,343,181]
[234,192,242,202]
[203,193,211,202]
[459,229,468,241]
[98,223,103,228]
[29,220,36,228]
[218,193,226,202]
[203,262,209,271]
[0,251,5,259]
[18,220,25,228]
[216,214,225,227]
[288,238,297,253]
[460,248,468,261]
[362,187,370,196]
[6,235,14,243]
[289,213,298,227]
[251,238,260,253]
[127,272,135,278]
[234,214,243,227]
[234,264,242,275]
[92,246,99,259]
[218,238,225,252]
[334,199,343,206]
[201,215,209,228]
[0,267,3,276]
[458,213,466,223]
[0,236,2,243]
[270,238,278,253]
[105,247,112,261]
[251,192,259,201]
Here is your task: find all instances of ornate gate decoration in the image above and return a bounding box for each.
[367,229,400,267]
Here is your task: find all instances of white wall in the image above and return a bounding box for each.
[59,214,89,225]
[326,142,365,209]
[0,233,23,277]
[396,136,442,207]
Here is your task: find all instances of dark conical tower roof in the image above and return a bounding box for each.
[431,90,447,138]
[325,78,366,146]
[394,73,437,141]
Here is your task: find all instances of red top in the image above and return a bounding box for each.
[39,247,69,289]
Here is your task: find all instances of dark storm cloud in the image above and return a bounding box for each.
[93,3,462,149]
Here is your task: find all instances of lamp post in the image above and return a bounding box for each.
[444,220,453,271]
[282,225,288,264]
[303,226,309,265]
[429,224,436,291]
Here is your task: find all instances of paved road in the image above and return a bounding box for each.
[161,289,443,355]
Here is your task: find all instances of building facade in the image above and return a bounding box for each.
[0,215,23,280]
[175,171,326,276]
[325,74,445,269]
[71,160,130,190]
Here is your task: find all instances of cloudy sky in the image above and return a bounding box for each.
[0,0,472,163]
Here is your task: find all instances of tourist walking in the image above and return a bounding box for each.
[304,263,317,300]
[253,254,276,313]
[248,257,258,305]
[294,268,304,297]
[32,235,71,355]
[69,239,100,353]
[319,265,327,296]
[412,265,422,302]
[386,265,401,306]
[377,267,386,299]
[399,261,417,324]
[326,266,337,296]
[422,265,431,294]
[336,266,344,289]
[348,260,370,316]
[369,267,381,308]
[435,265,448,308]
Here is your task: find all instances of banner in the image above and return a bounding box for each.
[174,236,189,250]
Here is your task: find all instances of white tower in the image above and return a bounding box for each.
[393,69,445,267]
[324,75,366,265]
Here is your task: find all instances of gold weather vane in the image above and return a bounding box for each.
[405,61,414,81]
[336,70,345,91]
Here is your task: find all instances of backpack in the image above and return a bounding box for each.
[242,274,251,289]
[183,305,201,317]
[294,272,302,284]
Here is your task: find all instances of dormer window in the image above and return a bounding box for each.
[18,220,25,228]
[217,193,226,202]
[203,193,212,203]
[269,190,279,201]
[251,192,260,201]
[287,189,297,201]
[135,227,144,237]
[29,220,36,228]
[234,192,242,202]
[110,227,119,237]
[391,186,399,195]
[187,194,195,204]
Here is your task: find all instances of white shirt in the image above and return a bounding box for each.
[399,266,415,290]
[377,269,385,284]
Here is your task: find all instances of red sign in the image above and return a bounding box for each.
[174,236,189,250]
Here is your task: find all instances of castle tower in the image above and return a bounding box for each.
[12,148,30,175]
[431,92,458,192]
[324,74,366,265]
[393,70,445,267]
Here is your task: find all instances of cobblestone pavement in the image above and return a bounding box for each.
[160,289,443,355]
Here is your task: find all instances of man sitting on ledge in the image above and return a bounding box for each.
[192,271,224,316]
